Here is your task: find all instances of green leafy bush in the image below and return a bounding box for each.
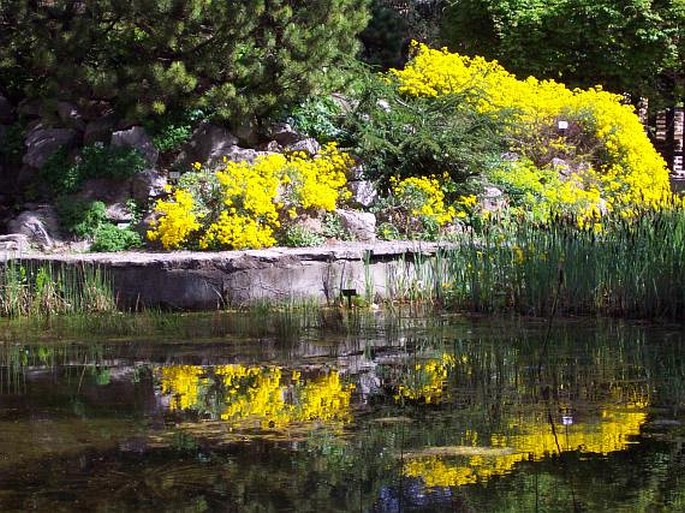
[41,144,146,196]
[56,198,108,238]
[287,97,346,143]
[282,225,325,247]
[91,224,142,252]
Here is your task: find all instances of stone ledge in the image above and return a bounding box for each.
[0,241,449,310]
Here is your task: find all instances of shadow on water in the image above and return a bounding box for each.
[1,309,685,512]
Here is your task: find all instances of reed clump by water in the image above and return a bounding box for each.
[0,260,116,317]
[437,209,685,319]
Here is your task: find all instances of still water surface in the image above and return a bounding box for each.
[1,310,685,512]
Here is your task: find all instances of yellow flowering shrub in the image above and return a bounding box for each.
[381,176,456,238]
[147,144,354,250]
[146,189,201,250]
[283,144,353,212]
[390,42,673,222]
[199,155,283,250]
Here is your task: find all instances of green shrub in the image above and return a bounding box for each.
[282,225,325,247]
[41,144,146,196]
[91,224,142,252]
[287,97,346,143]
[56,198,108,238]
[344,71,507,193]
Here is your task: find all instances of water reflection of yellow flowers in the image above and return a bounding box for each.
[404,406,647,488]
[395,353,457,403]
[158,364,354,429]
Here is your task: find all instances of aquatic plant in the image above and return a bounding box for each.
[0,261,116,318]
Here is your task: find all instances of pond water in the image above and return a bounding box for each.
[1,310,685,512]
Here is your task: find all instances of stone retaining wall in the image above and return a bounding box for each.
[0,242,447,309]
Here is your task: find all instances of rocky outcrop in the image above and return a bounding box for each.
[111,126,159,166]
[23,126,79,169]
[6,205,64,249]
[173,122,239,170]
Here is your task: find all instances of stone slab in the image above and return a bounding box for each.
[0,241,449,310]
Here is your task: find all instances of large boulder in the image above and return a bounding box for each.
[335,209,376,242]
[174,122,239,170]
[22,125,79,169]
[132,169,168,203]
[265,122,302,147]
[110,126,158,166]
[7,205,64,249]
[284,138,321,156]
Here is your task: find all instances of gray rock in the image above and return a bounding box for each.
[174,122,239,170]
[77,177,131,204]
[132,169,167,202]
[0,234,29,253]
[0,95,14,124]
[23,125,78,169]
[83,116,115,145]
[480,186,507,212]
[106,202,133,223]
[57,101,85,130]
[349,179,378,208]
[232,118,260,147]
[285,138,321,156]
[7,205,64,249]
[111,126,158,166]
[335,209,376,242]
[266,122,302,146]
[224,147,262,163]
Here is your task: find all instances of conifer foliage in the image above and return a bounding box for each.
[0,0,370,121]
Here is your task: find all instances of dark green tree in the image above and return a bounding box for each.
[0,0,370,122]
[442,0,685,106]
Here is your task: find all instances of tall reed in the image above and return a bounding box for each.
[0,260,117,317]
[440,209,685,319]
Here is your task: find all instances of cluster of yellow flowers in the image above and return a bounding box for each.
[396,353,457,403]
[390,176,456,231]
[157,364,354,429]
[404,405,647,488]
[391,42,673,223]
[146,143,353,250]
[147,189,201,250]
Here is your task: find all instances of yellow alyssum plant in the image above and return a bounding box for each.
[386,175,456,237]
[146,189,201,250]
[147,144,353,250]
[391,43,673,222]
